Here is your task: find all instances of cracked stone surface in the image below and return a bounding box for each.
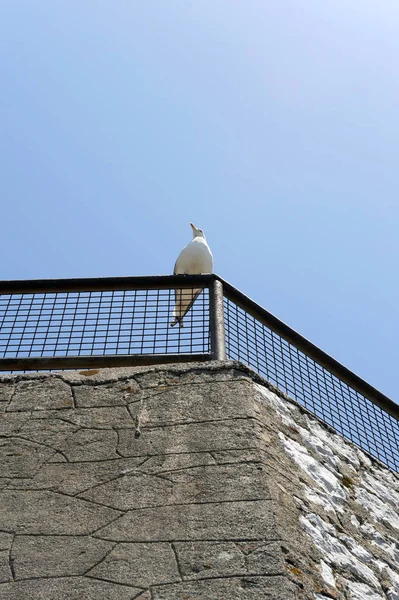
[0,412,33,437]
[7,378,73,412]
[134,592,152,600]
[73,380,140,407]
[35,405,134,429]
[175,541,247,579]
[0,549,11,583]
[0,576,141,599]
[0,533,13,551]
[0,437,54,478]
[80,463,269,510]
[12,535,114,579]
[128,379,258,427]
[117,418,261,457]
[0,384,14,412]
[0,361,397,599]
[88,542,180,587]
[0,456,144,494]
[96,499,275,542]
[152,575,297,599]
[174,540,284,581]
[139,451,216,474]
[0,490,121,534]
[61,428,119,462]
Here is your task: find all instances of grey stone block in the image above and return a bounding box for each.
[40,406,133,429]
[139,452,216,474]
[0,533,12,551]
[212,449,265,464]
[12,535,114,579]
[20,457,145,495]
[0,413,32,437]
[0,491,121,534]
[239,540,284,574]
[0,550,11,583]
[175,541,246,579]
[8,379,73,412]
[133,380,259,426]
[17,416,79,449]
[80,472,172,510]
[60,367,143,385]
[132,361,242,389]
[0,577,141,599]
[118,419,261,457]
[152,575,296,599]
[0,437,54,478]
[80,463,268,510]
[62,429,119,462]
[0,384,14,412]
[88,542,180,587]
[74,380,140,407]
[96,500,275,542]
[164,462,269,501]
[174,540,284,581]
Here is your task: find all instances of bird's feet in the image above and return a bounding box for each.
[170,317,184,328]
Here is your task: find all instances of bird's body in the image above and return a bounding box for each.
[170,223,213,327]
[174,236,213,275]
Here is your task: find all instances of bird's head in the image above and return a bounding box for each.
[190,222,205,239]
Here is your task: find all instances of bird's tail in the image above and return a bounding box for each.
[170,288,202,328]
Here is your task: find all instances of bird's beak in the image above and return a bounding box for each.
[190,222,196,231]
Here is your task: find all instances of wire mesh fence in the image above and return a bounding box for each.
[224,295,399,472]
[0,287,210,361]
[0,274,398,472]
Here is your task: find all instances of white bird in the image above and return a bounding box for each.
[170,222,214,327]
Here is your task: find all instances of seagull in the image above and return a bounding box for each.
[170,222,214,327]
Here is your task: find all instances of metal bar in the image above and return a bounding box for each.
[218,276,399,421]
[209,279,226,361]
[0,274,216,295]
[0,353,212,372]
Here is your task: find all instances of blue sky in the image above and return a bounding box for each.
[1,1,398,399]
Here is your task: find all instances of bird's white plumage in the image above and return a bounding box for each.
[174,236,213,275]
[170,223,214,327]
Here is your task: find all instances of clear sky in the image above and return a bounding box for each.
[1,1,398,399]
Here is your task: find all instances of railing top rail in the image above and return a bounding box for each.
[0,274,217,294]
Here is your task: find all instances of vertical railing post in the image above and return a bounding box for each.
[209,278,226,361]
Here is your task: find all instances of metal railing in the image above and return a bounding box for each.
[0,274,398,472]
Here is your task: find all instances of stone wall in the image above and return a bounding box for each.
[0,361,397,599]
